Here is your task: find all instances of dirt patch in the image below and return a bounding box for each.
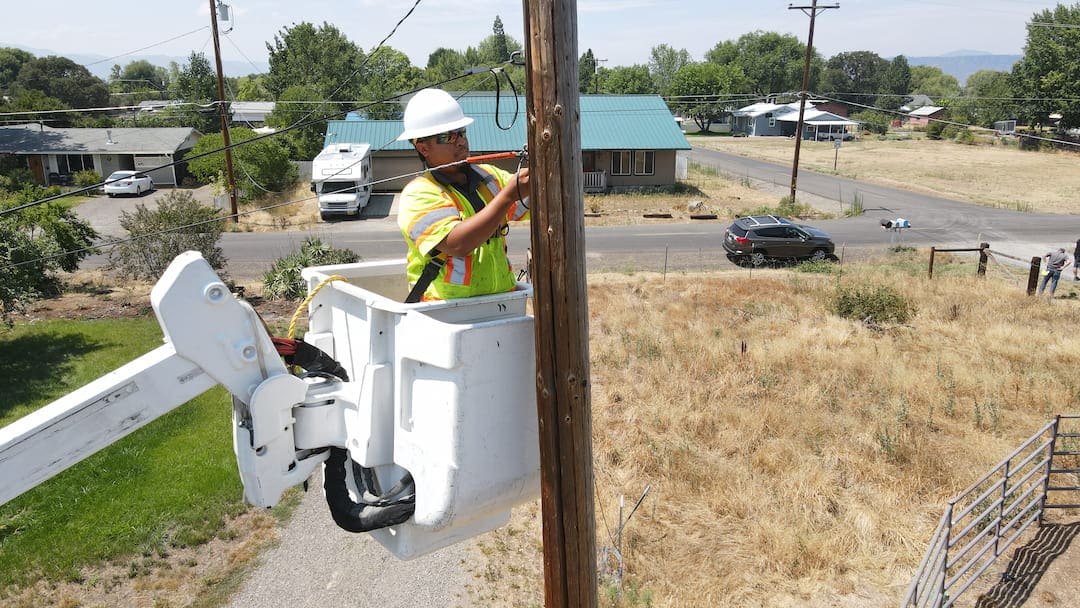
[10,276,303,327]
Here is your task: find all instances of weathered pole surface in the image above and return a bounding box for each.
[929,247,936,279]
[209,0,239,222]
[977,242,990,277]
[1028,256,1042,296]
[521,1,598,607]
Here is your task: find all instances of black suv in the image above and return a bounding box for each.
[723,215,836,266]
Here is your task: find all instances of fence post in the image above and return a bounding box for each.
[1039,416,1060,526]
[977,243,989,277]
[1027,256,1042,296]
[939,502,954,604]
[928,247,936,279]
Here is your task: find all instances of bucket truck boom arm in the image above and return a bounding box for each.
[0,251,330,509]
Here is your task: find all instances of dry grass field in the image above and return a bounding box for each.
[466,253,1080,607]
[691,135,1080,215]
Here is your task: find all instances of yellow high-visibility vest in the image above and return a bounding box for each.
[398,164,528,300]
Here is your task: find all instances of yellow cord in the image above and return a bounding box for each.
[288,275,348,339]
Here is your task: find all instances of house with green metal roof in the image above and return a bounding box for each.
[322,93,691,192]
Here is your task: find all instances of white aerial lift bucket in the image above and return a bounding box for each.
[300,260,540,559]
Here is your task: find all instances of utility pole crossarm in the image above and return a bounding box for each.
[787,0,839,207]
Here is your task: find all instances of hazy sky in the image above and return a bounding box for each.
[2,0,1064,72]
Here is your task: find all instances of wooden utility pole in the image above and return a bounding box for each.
[522,1,598,607]
[209,0,239,222]
[788,0,838,206]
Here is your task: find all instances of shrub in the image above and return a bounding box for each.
[107,190,226,281]
[926,120,946,140]
[746,195,817,219]
[795,259,838,274]
[830,284,916,324]
[262,237,360,301]
[0,186,99,320]
[954,129,976,145]
[73,170,101,188]
[850,110,891,135]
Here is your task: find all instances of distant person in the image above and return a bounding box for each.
[1038,247,1072,297]
[1074,238,1080,280]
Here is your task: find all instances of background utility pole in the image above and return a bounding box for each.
[522,1,598,607]
[209,0,239,222]
[788,0,838,206]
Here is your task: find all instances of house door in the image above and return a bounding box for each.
[27,155,45,185]
[582,151,597,173]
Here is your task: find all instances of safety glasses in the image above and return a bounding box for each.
[429,128,467,145]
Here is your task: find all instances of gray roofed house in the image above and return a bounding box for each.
[231,101,275,126]
[732,101,859,139]
[323,94,691,192]
[0,124,201,187]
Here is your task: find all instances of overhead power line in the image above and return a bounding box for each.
[84,26,210,67]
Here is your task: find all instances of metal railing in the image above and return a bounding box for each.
[902,414,1080,607]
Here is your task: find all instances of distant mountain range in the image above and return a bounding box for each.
[906,53,1023,86]
[2,42,1020,87]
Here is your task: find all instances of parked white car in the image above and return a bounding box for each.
[103,171,154,197]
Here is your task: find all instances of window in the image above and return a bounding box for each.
[767,112,775,128]
[57,154,94,174]
[634,151,654,176]
[611,151,632,176]
[612,150,656,176]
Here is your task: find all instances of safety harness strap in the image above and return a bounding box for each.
[405,251,446,304]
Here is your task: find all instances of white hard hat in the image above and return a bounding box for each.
[397,89,474,141]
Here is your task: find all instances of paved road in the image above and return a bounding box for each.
[689,147,1075,264]
[77,152,1076,282]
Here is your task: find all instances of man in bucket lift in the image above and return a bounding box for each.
[397,88,531,301]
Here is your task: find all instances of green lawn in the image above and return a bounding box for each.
[0,317,246,586]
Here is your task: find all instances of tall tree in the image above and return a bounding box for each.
[235,75,272,101]
[490,15,510,62]
[16,56,109,109]
[266,22,365,102]
[186,127,297,201]
[474,18,525,90]
[0,47,34,96]
[666,63,752,131]
[265,85,336,159]
[602,65,655,95]
[878,55,912,111]
[910,65,961,98]
[1012,4,1080,129]
[648,44,693,94]
[425,47,466,84]
[956,69,1015,127]
[167,52,219,133]
[706,31,817,97]
[359,46,424,119]
[820,51,889,106]
[579,48,597,94]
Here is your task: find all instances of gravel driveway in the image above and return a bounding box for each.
[225,469,472,608]
[73,185,221,239]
